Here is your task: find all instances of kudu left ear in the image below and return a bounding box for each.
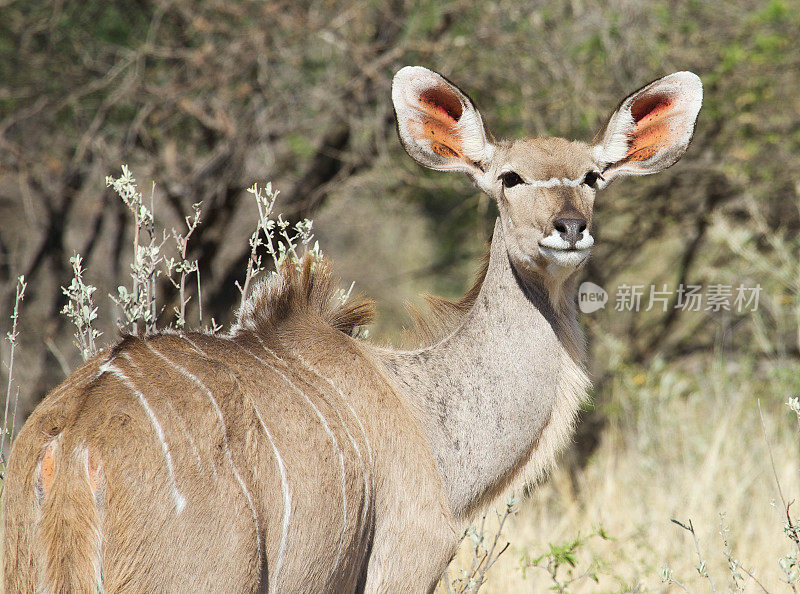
[392,66,494,186]
[592,72,703,185]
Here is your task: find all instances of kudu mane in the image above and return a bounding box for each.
[234,254,376,338]
[234,249,490,349]
[406,253,490,346]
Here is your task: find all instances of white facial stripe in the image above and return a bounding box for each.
[528,176,583,188]
[145,341,260,552]
[498,167,589,188]
[104,363,186,514]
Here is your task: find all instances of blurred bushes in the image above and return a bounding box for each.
[1,0,799,438]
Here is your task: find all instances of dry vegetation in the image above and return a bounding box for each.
[2,0,800,591]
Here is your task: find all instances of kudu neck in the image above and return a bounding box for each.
[380,219,587,518]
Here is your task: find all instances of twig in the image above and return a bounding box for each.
[477,506,512,577]
[759,399,800,557]
[1,276,26,461]
[196,267,203,326]
[10,386,19,449]
[61,254,100,359]
[443,570,455,594]
[670,518,717,593]
[740,565,771,594]
[465,514,488,580]
[669,577,691,593]
[167,201,201,329]
[719,513,769,594]
[447,498,517,593]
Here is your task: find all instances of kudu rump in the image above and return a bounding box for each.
[4,67,701,592]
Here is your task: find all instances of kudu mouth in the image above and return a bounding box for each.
[538,229,594,268]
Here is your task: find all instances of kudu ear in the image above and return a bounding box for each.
[392,66,494,181]
[592,72,702,184]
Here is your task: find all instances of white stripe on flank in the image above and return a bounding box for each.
[145,341,261,553]
[249,392,292,591]
[291,351,372,527]
[120,351,218,479]
[121,351,217,480]
[183,337,291,589]
[291,350,376,586]
[280,342,373,472]
[104,363,186,513]
[165,401,204,475]
[231,337,349,581]
[40,445,105,593]
[98,359,116,376]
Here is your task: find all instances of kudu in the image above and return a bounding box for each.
[3,66,702,592]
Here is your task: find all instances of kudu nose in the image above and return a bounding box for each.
[553,218,587,248]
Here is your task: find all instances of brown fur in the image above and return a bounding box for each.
[36,441,103,593]
[4,255,453,593]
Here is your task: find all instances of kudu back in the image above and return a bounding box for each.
[3,67,701,593]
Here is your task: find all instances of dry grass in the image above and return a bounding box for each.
[442,357,800,593]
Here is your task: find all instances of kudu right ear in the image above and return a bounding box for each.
[592,72,703,185]
[392,66,494,183]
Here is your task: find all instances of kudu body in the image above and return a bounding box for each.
[4,67,701,592]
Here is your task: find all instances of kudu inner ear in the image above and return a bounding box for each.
[392,66,493,177]
[593,72,702,182]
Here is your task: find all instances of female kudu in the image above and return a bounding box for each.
[3,66,701,592]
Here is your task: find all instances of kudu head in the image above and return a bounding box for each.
[392,66,702,283]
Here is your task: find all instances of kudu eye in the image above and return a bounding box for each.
[582,170,602,188]
[499,171,524,188]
